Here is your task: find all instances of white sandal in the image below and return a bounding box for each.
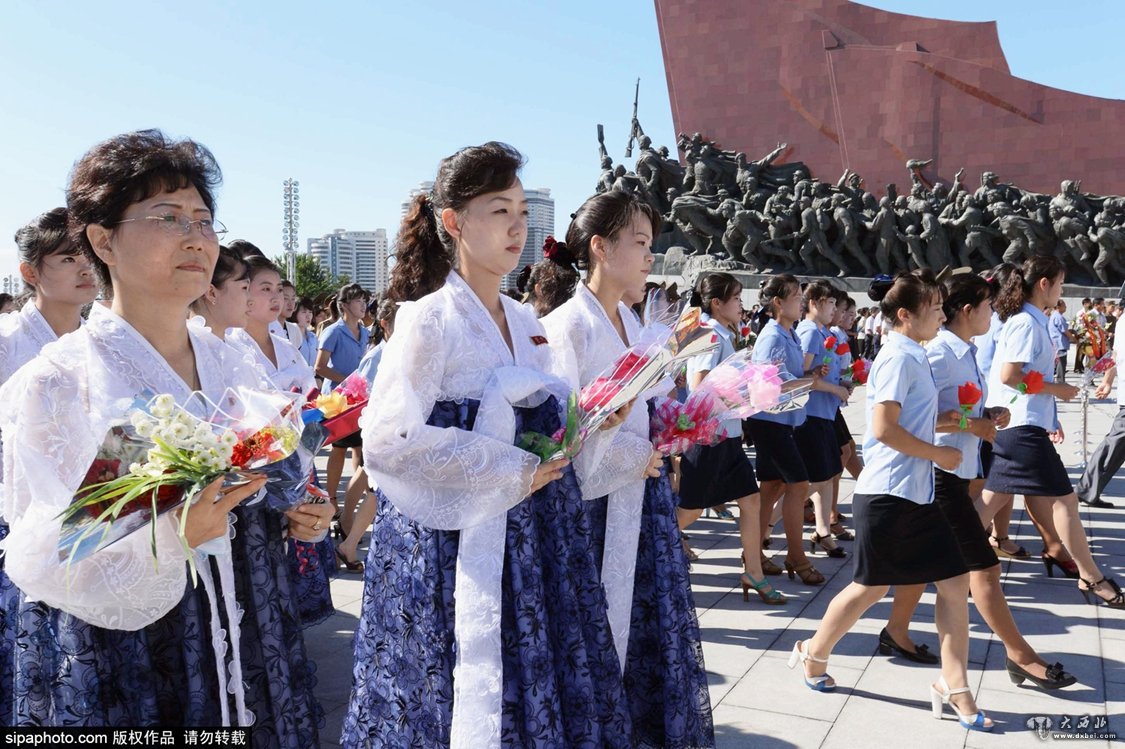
[930,676,993,731]
[787,640,835,692]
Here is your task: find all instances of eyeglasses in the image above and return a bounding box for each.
[116,214,228,239]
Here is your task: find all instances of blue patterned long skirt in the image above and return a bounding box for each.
[229,502,324,747]
[0,519,221,727]
[288,471,336,629]
[288,536,336,629]
[341,397,632,748]
[624,464,715,748]
[0,513,323,747]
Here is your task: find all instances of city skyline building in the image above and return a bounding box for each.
[399,181,554,292]
[507,187,554,291]
[307,228,390,294]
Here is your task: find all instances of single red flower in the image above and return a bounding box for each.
[1021,370,1045,395]
[823,335,837,351]
[835,342,851,355]
[957,382,982,407]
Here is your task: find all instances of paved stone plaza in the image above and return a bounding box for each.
[308,392,1124,748]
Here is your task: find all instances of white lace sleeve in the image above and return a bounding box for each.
[0,361,188,630]
[361,301,538,530]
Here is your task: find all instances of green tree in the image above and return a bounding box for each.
[275,254,350,300]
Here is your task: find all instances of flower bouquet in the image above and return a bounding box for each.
[521,305,720,462]
[651,350,814,455]
[57,388,304,572]
[302,370,369,445]
[841,358,870,387]
[1081,351,1115,390]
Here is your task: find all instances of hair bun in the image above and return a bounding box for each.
[868,274,894,303]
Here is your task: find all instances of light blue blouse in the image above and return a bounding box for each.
[985,303,1058,430]
[927,328,985,480]
[749,318,807,428]
[854,332,939,504]
[796,319,842,421]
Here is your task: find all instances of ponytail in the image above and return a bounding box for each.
[993,256,1065,321]
[385,194,451,304]
[757,273,798,324]
[385,142,525,304]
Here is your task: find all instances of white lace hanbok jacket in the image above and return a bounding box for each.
[541,283,657,671]
[359,270,580,749]
[0,303,75,510]
[226,327,316,393]
[0,303,261,631]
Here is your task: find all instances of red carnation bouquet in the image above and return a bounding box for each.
[841,357,870,386]
[957,381,982,429]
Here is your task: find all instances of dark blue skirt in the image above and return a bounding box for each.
[1,511,324,746]
[984,426,1072,497]
[624,463,715,748]
[793,416,844,483]
[341,397,631,748]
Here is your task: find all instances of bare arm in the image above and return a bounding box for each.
[872,402,961,470]
[314,348,347,384]
[998,361,1078,400]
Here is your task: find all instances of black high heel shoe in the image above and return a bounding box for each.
[1006,659,1077,690]
[877,627,938,664]
[1041,552,1079,579]
[1079,576,1125,608]
[808,532,846,558]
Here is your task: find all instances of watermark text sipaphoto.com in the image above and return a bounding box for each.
[1026,714,1115,741]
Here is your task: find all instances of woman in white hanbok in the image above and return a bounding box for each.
[0,132,345,738]
[224,255,336,629]
[540,190,715,749]
[342,143,631,749]
[0,207,101,724]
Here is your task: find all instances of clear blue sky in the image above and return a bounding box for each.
[3,0,1124,279]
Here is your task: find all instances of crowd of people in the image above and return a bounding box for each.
[0,130,1121,747]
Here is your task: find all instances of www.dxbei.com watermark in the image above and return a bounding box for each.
[1026,714,1115,741]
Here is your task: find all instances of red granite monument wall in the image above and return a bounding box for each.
[654,0,1125,196]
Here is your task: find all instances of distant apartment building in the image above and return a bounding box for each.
[307,229,390,294]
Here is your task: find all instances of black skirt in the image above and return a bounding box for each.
[834,410,853,448]
[933,470,997,571]
[678,437,759,509]
[979,440,993,479]
[852,493,969,586]
[747,419,809,484]
[793,416,844,483]
[984,426,1072,497]
[334,431,363,449]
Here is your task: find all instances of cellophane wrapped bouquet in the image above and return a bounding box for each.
[651,348,814,455]
[58,387,304,572]
[518,290,719,461]
[302,370,369,445]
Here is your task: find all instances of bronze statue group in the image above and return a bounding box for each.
[603,121,1125,286]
